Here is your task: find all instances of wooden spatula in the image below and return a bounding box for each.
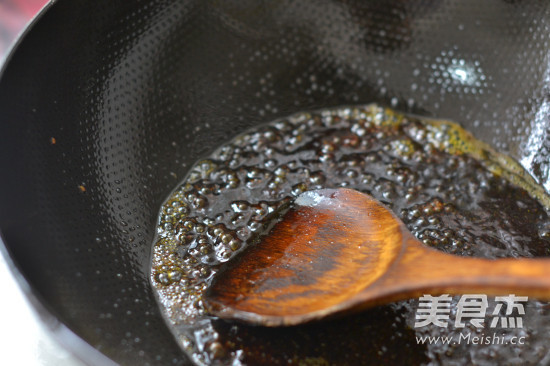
[204,188,550,326]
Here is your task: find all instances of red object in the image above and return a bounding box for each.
[0,0,49,55]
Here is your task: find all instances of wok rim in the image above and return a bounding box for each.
[0,1,119,365]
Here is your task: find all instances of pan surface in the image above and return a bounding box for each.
[1,0,550,364]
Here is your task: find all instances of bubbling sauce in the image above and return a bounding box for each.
[151,104,550,365]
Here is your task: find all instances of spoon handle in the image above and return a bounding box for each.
[356,233,550,307]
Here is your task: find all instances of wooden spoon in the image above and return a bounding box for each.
[204,188,550,326]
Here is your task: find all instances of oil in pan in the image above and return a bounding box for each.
[151,104,550,365]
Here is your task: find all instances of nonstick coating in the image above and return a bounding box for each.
[1,0,550,364]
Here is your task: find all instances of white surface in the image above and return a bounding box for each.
[0,252,85,366]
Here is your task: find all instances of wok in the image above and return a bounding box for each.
[1,0,550,364]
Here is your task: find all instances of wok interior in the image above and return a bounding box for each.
[0,0,549,364]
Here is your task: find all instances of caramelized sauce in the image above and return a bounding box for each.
[151,104,550,365]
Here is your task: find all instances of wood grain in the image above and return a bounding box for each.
[204,188,550,326]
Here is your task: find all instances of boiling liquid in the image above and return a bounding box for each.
[151,104,550,365]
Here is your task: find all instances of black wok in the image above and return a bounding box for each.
[1,0,550,364]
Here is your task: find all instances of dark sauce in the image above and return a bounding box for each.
[151,104,550,365]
